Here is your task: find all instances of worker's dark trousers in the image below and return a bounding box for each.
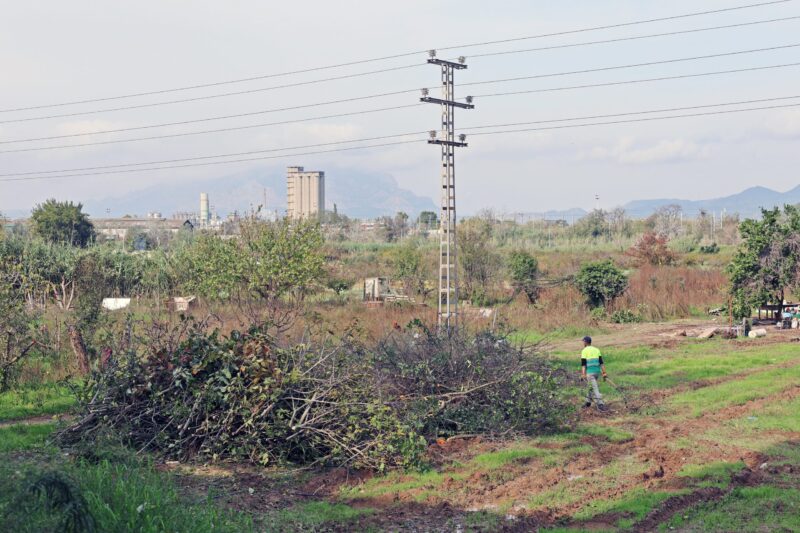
[586,374,604,405]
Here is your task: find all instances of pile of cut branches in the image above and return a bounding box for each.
[58,320,572,471]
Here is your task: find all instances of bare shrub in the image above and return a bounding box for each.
[626,232,677,266]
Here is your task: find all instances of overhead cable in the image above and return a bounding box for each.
[470,62,800,99]
[0,0,788,113]
[469,15,800,59]
[0,103,424,148]
[461,43,800,88]
[3,62,797,154]
[2,100,797,182]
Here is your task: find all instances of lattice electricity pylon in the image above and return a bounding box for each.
[420,51,474,331]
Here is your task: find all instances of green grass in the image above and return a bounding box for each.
[341,469,448,499]
[578,424,634,443]
[0,423,56,452]
[678,461,746,488]
[271,501,374,529]
[726,395,800,433]
[0,457,256,533]
[572,487,685,530]
[557,341,800,393]
[469,446,551,469]
[670,364,800,416]
[514,325,608,345]
[662,486,800,532]
[0,383,75,422]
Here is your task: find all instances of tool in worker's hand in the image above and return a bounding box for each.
[603,376,632,410]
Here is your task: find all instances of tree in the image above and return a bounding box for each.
[607,208,633,241]
[326,276,353,296]
[418,211,438,230]
[728,206,800,319]
[650,204,683,238]
[574,260,628,308]
[393,240,427,297]
[573,209,609,239]
[30,199,95,247]
[459,218,501,304]
[626,232,677,266]
[0,247,44,391]
[508,250,541,304]
[182,218,324,327]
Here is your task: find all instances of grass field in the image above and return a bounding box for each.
[1,329,799,531]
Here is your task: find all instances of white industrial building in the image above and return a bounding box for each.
[286,166,325,219]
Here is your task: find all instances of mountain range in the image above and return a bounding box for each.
[80,166,437,219]
[531,186,800,220]
[5,169,798,221]
[621,185,800,219]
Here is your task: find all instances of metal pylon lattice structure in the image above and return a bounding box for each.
[421,51,474,330]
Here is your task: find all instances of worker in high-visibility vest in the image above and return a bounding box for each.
[580,336,607,410]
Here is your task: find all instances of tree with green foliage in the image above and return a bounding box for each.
[459,218,501,305]
[573,209,609,239]
[30,199,95,247]
[418,211,438,229]
[393,240,427,297]
[728,206,800,319]
[182,218,324,327]
[508,250,541,304]
[574,259,628,308]
[0,244,44,391]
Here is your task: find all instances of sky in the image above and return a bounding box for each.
[1,0,799,217]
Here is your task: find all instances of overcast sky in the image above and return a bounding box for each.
[1,0,799,216]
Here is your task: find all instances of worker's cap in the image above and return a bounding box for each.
[582,336,592,344]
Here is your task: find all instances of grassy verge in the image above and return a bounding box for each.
[663,486,800,532]
[669,364,800,417]
[0,383,75,422]
[0,423,56,452]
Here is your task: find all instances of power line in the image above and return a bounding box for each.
[461,94,800,130]
[0,90,419,148]
[0,64,424,125]
[15,16,793,145]
[471,62,800,99]
[0,140,426,182]
[2,61,797,155]
[0,103,424,148]
[469,15,800,59]
[0,131,429,177]
[435,1,792,53]
[3,100,796,182]
[0,0,788,114]
[3,46,797,155]
[468,101,800,137]
[5,95,795,177]
[3,41,796,127]
[461,43,800,88]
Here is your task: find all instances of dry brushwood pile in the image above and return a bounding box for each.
[58,320,572,471]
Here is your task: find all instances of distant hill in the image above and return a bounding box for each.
[622,185,800,219]
[82,166,436,219]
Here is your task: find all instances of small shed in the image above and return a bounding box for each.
[363,277,391,302]
[167,296,197,312]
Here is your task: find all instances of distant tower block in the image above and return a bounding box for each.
[287,166,325,219]
[200,192,210,225]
